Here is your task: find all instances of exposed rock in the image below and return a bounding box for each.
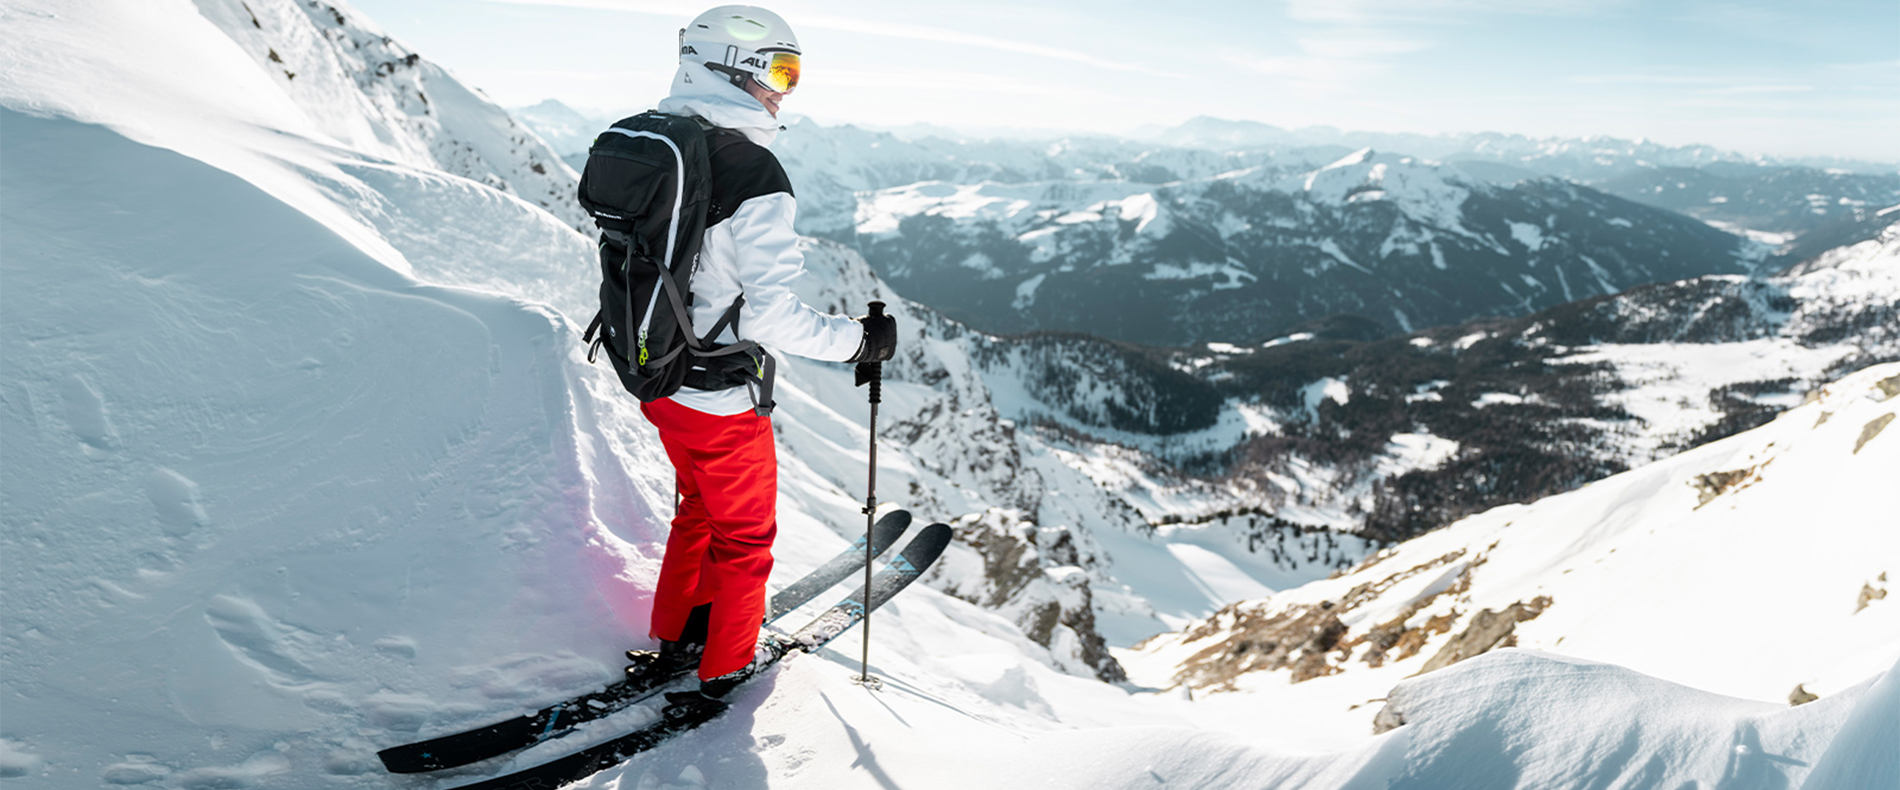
[1858,578,1889,613]
[1372,701,1407,734]
[1691,465,1763,508]
[1171,600,1349,690]
[1876,373,1900,401]
[1418,596,1553,675]
[1789,684,1820,706]
[1853,412,1894,454]
[930,510,1126,682]
[1168,550,1477,690]
[1363,610,1459,669]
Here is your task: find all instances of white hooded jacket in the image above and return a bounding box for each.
[655,61,865,416]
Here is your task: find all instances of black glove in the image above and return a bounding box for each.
[848,306,897,364]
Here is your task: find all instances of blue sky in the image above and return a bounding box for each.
[348,0,1900,161]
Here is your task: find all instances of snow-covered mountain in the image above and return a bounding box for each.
[1151,115,1899,177]
[1151,117,1900,243]
[857,149,1764,344]
[955,207,1898,543]
[189,0,585,230]
[5,2,1896,788]
[1596,163,1900,238]
[1126,360,1899,708]
[511,98,604,175]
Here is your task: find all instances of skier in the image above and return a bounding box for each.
[625,5,898,707]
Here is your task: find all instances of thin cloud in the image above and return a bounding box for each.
[1283,0,1614,24]
[795,13,1174,76]
[1227,53,1393,85]
[1571,75,1819,95]
[477,0,1175,76]
[474,0,698,15]
[1223,33,1429,92]
[1570,74,1724,85]
[1297,35,1432,59]
[1705,84,1816,95]
[820,69,1076,98]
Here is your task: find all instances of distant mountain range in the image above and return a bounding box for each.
[1146,115,1898,177]
[850,149,1761,345]
[517,102,1898,345]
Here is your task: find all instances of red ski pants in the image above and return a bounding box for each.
[640,398,777,681]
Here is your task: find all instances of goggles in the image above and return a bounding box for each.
[687,41,801,94]
[753,50,800,94]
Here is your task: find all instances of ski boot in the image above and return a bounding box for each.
[659,636,788,720]
[626,603,710,682]
[624,638,703,683]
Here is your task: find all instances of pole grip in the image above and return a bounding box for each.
[855,301,886,404]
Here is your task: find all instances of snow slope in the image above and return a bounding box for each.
[0,103,668,785]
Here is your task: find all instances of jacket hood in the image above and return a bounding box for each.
[656,61,782,146]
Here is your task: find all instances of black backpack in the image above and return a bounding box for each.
[577,111,774,413]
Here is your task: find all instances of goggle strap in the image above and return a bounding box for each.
[688,43,799,93]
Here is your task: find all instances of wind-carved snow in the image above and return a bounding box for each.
[190,0,584,231]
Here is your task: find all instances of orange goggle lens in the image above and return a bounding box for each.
[760,51,799,93]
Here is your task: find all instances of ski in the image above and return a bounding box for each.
[766,510,910,621]
[376,509,912,774]
[441,522,953,790]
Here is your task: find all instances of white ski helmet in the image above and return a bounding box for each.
[679,6,801,94]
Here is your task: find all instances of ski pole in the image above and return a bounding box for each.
[853,301,886,687]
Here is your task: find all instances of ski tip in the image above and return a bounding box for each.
[905,523,953,557]
[875,508,912,532]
